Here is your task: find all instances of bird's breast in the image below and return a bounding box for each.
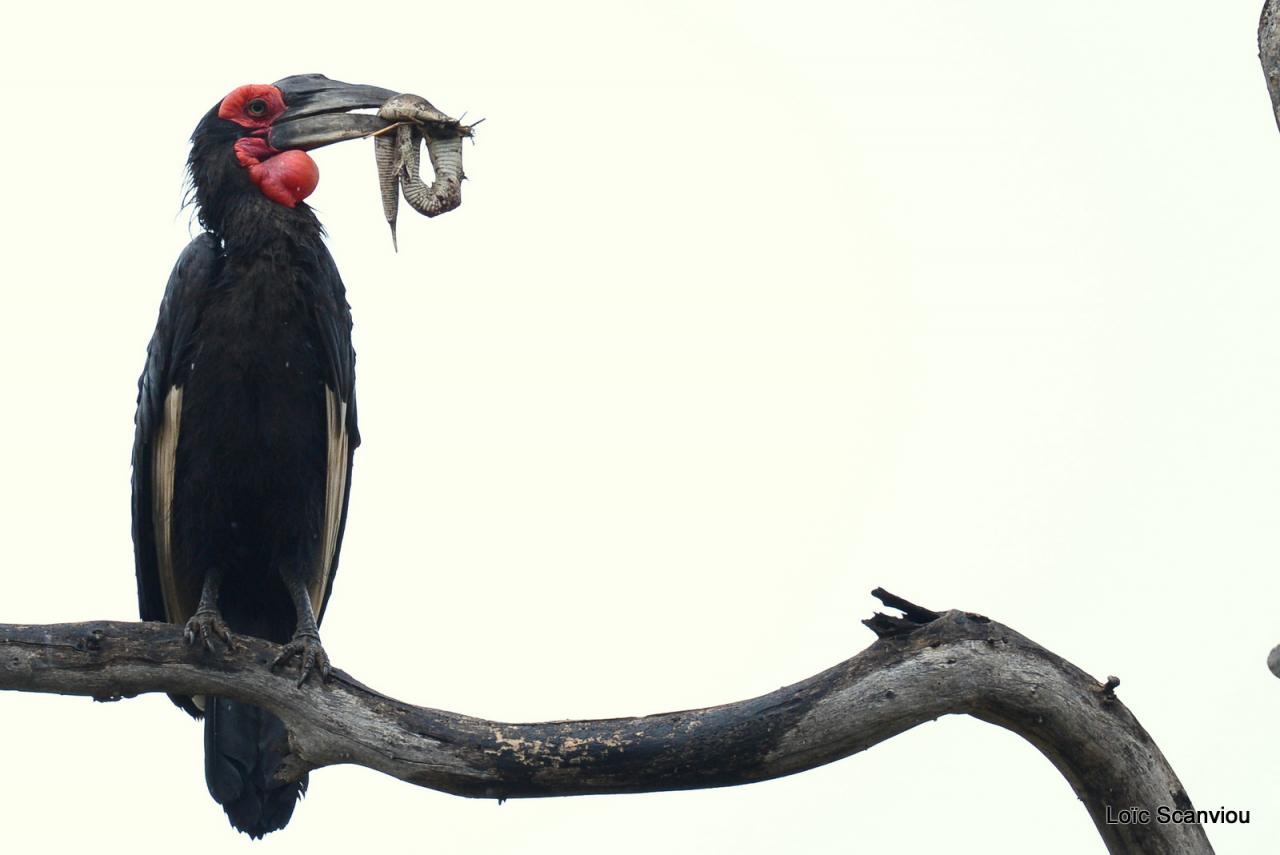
[176,275,332,480]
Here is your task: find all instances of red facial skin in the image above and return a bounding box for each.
[219,84,319,208]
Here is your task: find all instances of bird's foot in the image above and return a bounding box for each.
[272,631,331,687]
[183,609,236,653]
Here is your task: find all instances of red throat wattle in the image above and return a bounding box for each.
[220,84,318,208]
[234,138,319,208]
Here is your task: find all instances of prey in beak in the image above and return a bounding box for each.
[373,93,474,249]
[203,73,472,233]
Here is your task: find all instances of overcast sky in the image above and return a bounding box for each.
[1,1,1276,852]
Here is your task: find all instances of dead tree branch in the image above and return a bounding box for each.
[1261,0,1280,132]
[0,590,1209,854]
[1259,3,1280,680]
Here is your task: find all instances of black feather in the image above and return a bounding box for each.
[205,697,308,838]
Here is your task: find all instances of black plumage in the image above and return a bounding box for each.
[131,76,387,838]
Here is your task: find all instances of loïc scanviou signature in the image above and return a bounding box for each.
[1105,805,1251,825]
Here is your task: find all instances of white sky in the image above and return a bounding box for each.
[0,1,1275,852]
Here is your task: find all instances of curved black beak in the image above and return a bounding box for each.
[268,74,398,151]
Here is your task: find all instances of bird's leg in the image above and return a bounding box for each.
[271,572,331,686]
[183,567,235,652]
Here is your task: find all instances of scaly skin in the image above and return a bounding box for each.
[374,94,468,247]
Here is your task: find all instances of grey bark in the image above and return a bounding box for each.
[0,590,1210,854]
[1259,2,1280,679]
[1261,1,1280,132]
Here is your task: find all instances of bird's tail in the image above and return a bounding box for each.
[204,696,307,838]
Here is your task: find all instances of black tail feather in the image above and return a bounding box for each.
[204,697,307,838]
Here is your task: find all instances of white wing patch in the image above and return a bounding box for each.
[151,384,345,624]
[313,386,349,617]
[152,385,186,623]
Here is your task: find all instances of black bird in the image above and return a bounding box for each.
[132,75,397,837]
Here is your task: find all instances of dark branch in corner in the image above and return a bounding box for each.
[0,590,1210,855]
[1261,0,1280,132]
[1259,2,1280,681]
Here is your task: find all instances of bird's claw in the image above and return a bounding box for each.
[272,632,331,687]
[183,609,236,653]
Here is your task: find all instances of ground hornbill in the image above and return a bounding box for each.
[132,75,402,837]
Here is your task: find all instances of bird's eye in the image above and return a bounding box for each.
[246,98,268,117]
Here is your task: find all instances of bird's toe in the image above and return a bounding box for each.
[184,609,235,653]
[272,633,331,687]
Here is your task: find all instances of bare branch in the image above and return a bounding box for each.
[1261,0,1280,132]
[0,592,1211,854]
[1259,3,1280,681]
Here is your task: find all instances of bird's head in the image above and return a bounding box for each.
[188,74,396,232]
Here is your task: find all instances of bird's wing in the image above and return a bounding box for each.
[133,234,220,630]
[302,243,361,623]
